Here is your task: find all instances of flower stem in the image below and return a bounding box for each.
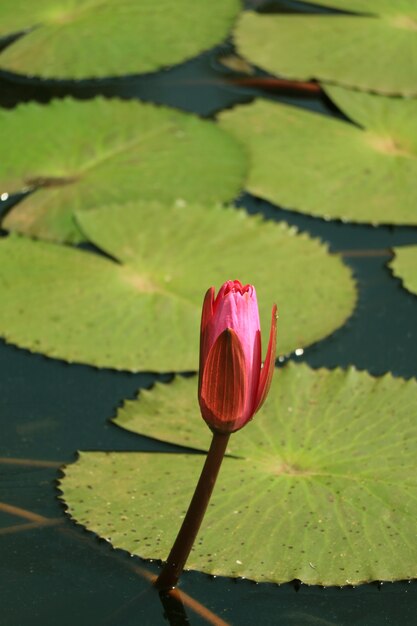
[155,431,230,591]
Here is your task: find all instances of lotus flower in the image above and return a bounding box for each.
[156,280,277,591]
[198,280,277,433]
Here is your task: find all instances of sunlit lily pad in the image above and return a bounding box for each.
[0,0,240,80]
[0,97,246,243]
[60,363,417,585]
[219,88,417,224]
[389,246,417,296]
[234,5,417,95]
[0,203,356,371]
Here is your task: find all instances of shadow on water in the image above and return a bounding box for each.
[0,42,253,117]
[245,0,370,15]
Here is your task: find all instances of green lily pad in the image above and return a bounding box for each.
[0,202,356,371]
[115,375,213,451]
[60,363,417,585]
[1,97,246,243]
[389,246,417,296]
[219,88,417,224]
[0,0,240,80]
[234,5,417,95]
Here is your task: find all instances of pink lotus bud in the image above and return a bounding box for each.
[198,280,277,433]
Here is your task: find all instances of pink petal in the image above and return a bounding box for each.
[254,304,277,413]
[249,329,262,411]
[210,285,261,398]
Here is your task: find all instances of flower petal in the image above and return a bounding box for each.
[198,287,215,392]
[199,328,247,431]
[254,304,277,413]
[248,328,262,411]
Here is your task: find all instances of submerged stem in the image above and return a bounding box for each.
[155,431,230,591]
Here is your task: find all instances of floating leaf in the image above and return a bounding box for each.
[234,5,417,95]
[219,89,417,224]
[0,203,355,371]
[115,375,213,450]
[0,0,240,80]
[61,363,417,585]
[389,246,417,297]
[0,97,246,243]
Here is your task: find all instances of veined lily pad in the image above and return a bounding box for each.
[219,88,417,225]
[0,97,246,243]
[389,246,417,296]
[0,0,240,80]
[234,5,417,95]
[0,202,356,371]
[60,363,417,585]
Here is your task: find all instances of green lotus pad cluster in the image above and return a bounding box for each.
[0,0,241,79]
[60,363,417,586]
[235,1,417,95]
[1,0,414,591]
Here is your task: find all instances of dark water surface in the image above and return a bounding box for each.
[1,15,417,626]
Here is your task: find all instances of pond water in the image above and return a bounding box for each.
[1,14,417,626]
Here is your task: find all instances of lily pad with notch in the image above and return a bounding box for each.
[60,363,417,585]
[0,201,356,372]
[219,86,417,225]
[0,97,247,243]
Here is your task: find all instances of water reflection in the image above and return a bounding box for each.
[159,591,191,626]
